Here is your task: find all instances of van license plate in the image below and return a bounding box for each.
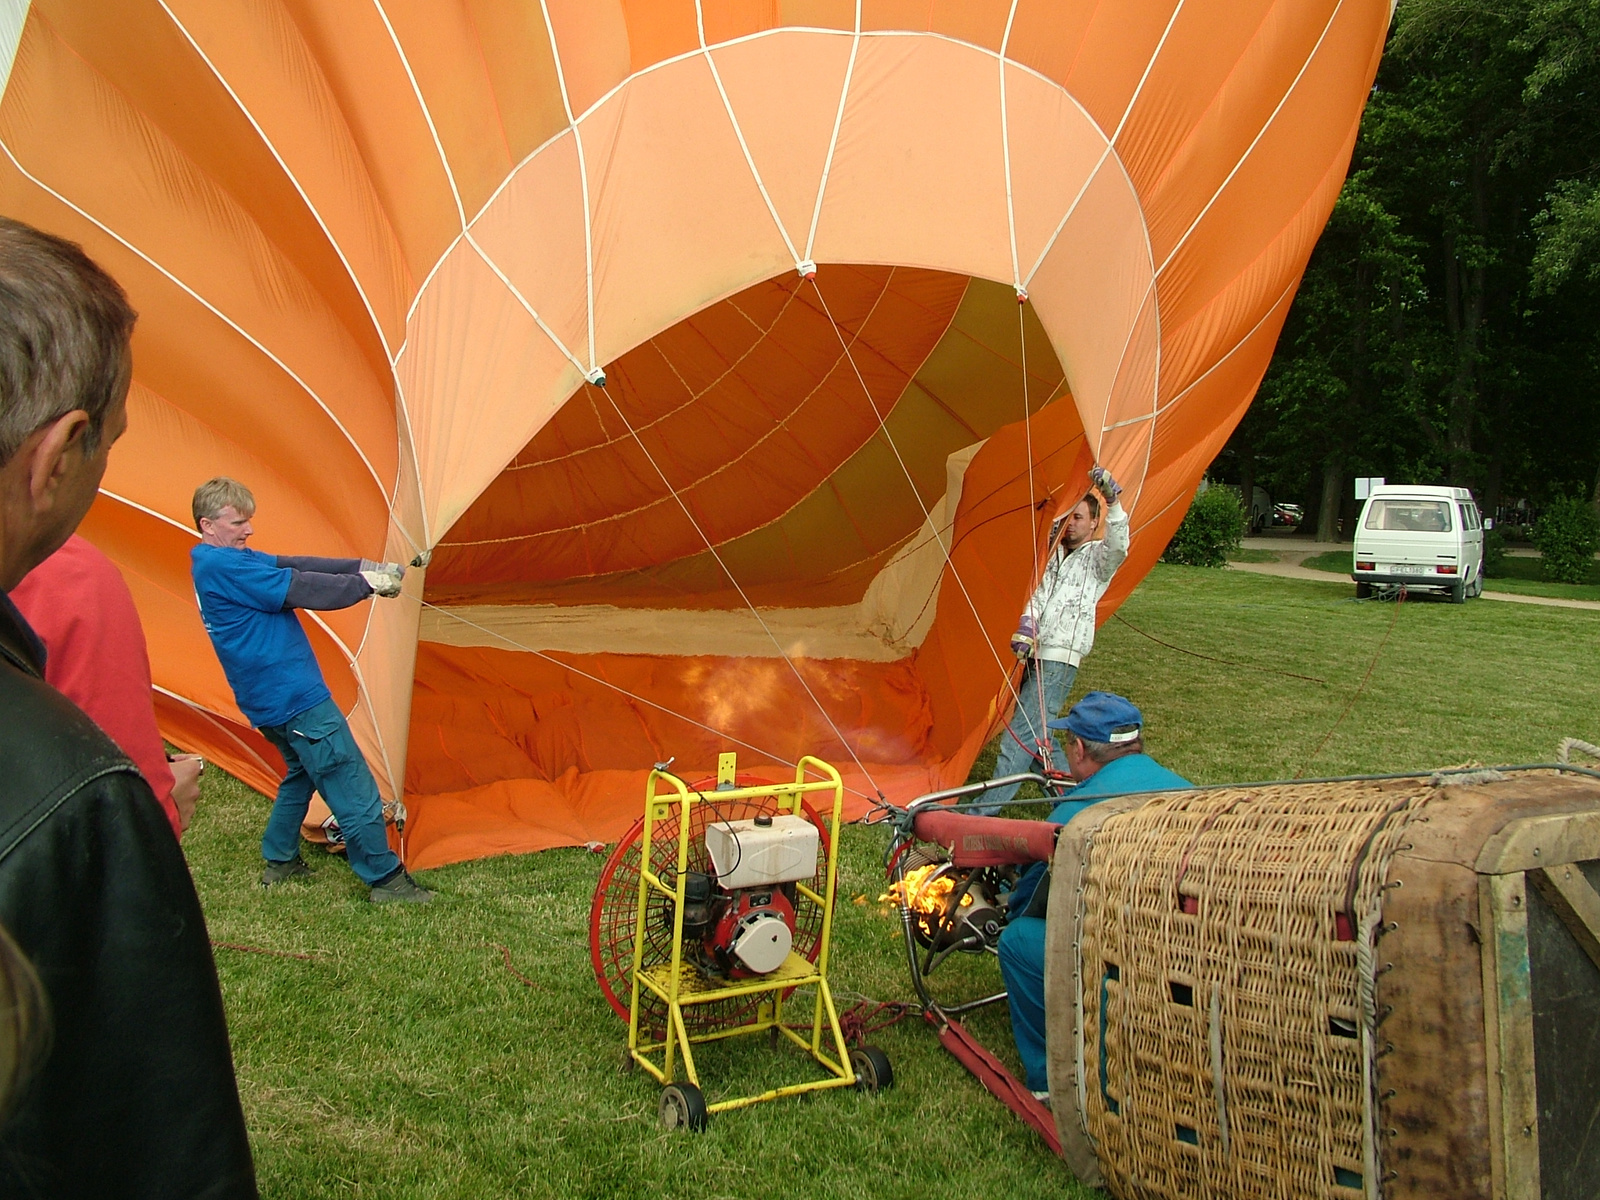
[1389,564,1427,575]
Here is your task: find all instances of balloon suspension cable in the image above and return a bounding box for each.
[804,273,1028,722]
[584,380,887,802]
[411,599,879,805]
[1016,298,1053,760]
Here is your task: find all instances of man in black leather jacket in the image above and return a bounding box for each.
[0,217,256,1196]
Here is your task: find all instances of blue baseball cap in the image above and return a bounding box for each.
[1048,691,1143,743]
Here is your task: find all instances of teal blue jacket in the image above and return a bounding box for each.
[1007,753,1192,919]
[1046,752,1192,825]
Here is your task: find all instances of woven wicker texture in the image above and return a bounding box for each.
[1079,780,1428,1200]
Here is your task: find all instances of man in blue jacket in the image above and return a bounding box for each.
[190,476,430,903]
[997,691,1191,1099]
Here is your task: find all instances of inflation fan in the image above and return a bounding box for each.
[589,753,891,1130]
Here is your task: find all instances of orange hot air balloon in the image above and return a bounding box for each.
[0,2,1390,868]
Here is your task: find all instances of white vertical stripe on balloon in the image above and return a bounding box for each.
[371,0,465,230]
[1154,0,1347,280]
[696,1,803,268]
[1022,0,1185,288]
[535,0,600,375]
[999,0,1022,291]
[152,0,429,552]
[802,1,862,265]
[0,135,393,504]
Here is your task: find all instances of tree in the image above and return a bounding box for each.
[1237,0,1600,529]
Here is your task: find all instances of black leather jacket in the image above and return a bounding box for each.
[0,595,256,1198]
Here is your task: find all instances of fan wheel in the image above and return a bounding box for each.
[589,774,831,1039]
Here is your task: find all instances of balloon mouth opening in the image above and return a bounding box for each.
[423,264,1073,616]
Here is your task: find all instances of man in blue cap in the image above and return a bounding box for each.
[996,690,1191,1100]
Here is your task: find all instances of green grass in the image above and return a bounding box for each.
[188,566,1600,1198]
[1300,548,1352,574]
[1484,553,1600,600]
[1226,547,1280,563]
[1300,547,1600,601]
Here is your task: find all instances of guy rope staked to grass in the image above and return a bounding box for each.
[186,565,1600,1200]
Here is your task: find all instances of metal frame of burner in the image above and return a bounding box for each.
[883,772,1067,1015]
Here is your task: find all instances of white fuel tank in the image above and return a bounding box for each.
[705,813,818,890]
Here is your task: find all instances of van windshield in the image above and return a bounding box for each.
[1363,499,1453,533]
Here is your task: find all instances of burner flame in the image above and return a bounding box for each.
[880,862,972,914]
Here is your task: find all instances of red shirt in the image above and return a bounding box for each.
[10,535,182,838]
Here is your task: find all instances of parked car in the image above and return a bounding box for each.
[1273,502,1303,528]
[1247,486,1273,533]
[1351,485,1485,602]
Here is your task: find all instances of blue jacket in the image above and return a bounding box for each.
[1046,752,1192,825]
[191,544,329,728]
[1009,753,1192,918]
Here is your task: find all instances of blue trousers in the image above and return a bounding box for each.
[997,915,1049,1091]
[258,698,402,886]
[970,658,1075,815]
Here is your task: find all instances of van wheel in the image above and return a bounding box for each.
[1448,580,1466,604]
[1355,582,1372,599]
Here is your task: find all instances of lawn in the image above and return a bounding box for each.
[1300,547,1600,601]
[187,565,1600,1199]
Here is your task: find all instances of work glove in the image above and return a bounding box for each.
[1011,613,1039,660]
[359,560,406,598]
[1088,465,1122,503]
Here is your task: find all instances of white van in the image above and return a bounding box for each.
[1351,485,1485,602]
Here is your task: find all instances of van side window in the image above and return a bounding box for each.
[1460,503,1478,530]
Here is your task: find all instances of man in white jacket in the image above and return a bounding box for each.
[970,466,1129,814]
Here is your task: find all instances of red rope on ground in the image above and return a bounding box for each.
[495,943,539,989]
[211,940,313,961]
[1296,587,1405,777]
[838,1000,915,1046]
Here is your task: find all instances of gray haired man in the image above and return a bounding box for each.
[0,216,256,1196]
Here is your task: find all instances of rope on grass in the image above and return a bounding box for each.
[494,943,539,989]
[1296,587,1406,778]
[211,940,314,961]
[1111,612,1328,685]
[837,998,918,1046]
[1558,737,1600,765]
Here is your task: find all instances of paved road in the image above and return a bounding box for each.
[1229,539,1600,611]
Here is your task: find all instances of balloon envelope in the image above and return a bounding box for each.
[0,1,1389,866]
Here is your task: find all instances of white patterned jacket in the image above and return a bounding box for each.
[1024,502,1129,667]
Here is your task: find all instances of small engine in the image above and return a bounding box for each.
[670,812,818,978]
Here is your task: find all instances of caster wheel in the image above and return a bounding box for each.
[660,1082,708,1132]
[852,1045,894,1092]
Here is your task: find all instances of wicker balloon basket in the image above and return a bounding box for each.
[1043,770,1600,1200]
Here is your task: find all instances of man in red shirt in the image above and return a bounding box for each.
[10,533,200,839]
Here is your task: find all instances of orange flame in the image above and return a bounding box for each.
[880,863,973,914]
